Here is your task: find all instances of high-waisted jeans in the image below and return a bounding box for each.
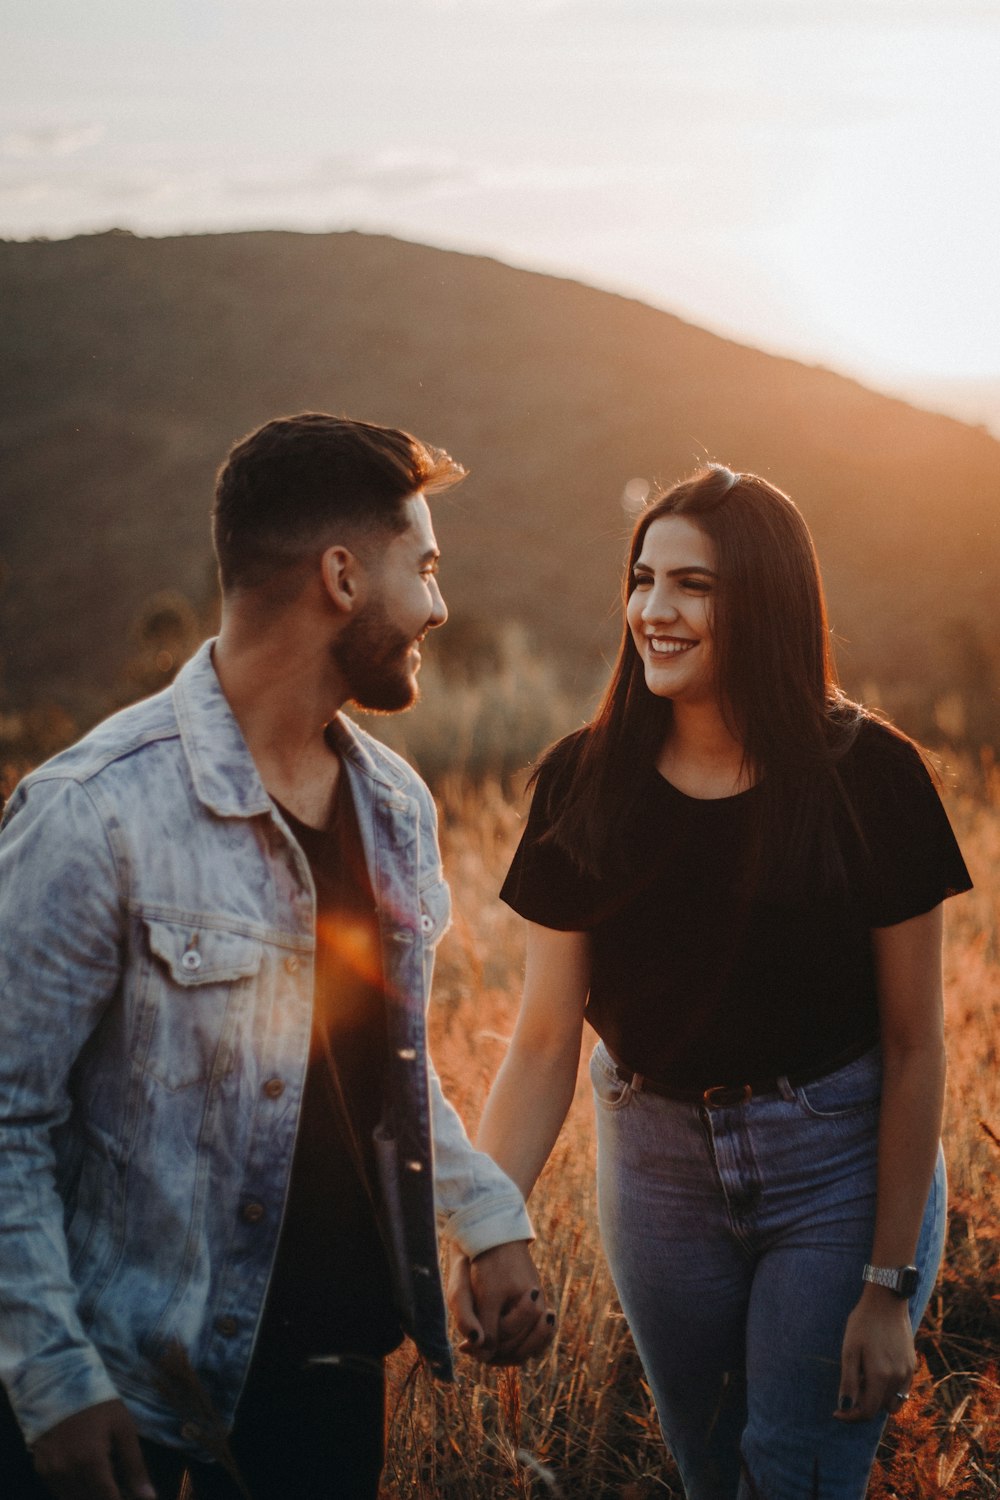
[591,1041,946,1500]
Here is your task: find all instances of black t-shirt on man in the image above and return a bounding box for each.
[500,718,972,1091]
[254,773,403,1369]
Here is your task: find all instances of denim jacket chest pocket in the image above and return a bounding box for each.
[418,879,451,945]
[137,915,263,1091]
[417,878,451,996]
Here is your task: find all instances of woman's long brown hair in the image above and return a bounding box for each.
[535,467,870,888]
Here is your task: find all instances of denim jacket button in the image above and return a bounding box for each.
[419,913,434,934]
[180,949,202,972]
[241,1201,265,1224]
[215,1315,238,1337]
[284,955,301,974]
[405,1159,424,1173]
[263,1078,285,1099]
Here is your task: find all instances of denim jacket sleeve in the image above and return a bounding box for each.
[409,779,534,1260]
[428,1071,534,1259]
[0,776,123,1442]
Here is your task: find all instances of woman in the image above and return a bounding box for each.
[452,467,971,1499]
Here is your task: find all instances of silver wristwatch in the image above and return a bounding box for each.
[862,1263,919,1298]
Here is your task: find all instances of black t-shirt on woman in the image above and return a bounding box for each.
[500,718,972,1091]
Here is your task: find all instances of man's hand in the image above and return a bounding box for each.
[31,1399,157,1500]
[447,1241,555,1365]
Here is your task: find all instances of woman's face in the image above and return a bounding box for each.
[626,515,719,706]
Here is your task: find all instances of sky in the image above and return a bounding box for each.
[3,0,1000,391]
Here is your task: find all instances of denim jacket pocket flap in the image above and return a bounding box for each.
[144,917,263,987]
[418,880,451,946]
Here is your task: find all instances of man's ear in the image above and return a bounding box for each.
[320,545,365,616]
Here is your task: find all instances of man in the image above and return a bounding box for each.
[0,414,552,1500]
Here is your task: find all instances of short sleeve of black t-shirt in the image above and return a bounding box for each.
[500,735,610,932]
[837,723,972,926]
[499,720,972,1088]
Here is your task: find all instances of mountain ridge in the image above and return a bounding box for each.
[1,228,998,741]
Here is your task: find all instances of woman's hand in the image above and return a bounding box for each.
[448,1244,555,1365]
[834,1286,916,1422]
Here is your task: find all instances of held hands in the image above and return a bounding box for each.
[447,1241,555,1366]
[834,1286,916,1423]
[31,1399,157,1500]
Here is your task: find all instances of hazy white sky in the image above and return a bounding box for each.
[3,0,999,385]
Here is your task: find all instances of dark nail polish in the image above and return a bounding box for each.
[468,1330,479,1343]
[530,1289,540,1302]
[546,1312,556,1326]
[839,1395,853,1412]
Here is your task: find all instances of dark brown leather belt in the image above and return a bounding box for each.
[609,1037,877,1110]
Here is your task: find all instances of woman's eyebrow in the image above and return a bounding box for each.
[633,562,718,577]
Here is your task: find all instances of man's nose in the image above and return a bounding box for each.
[427,577,448,627]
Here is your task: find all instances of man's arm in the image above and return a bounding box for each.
[427,1064,554,1362]
[0,776,130,1445]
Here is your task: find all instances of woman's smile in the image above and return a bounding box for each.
[645,635,698,657]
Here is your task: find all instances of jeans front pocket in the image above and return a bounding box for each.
[590,1040,634,1112]
[794,1048,882,1120]
[137,914,263,1090]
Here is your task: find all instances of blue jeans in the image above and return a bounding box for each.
[591,1041,946,1500]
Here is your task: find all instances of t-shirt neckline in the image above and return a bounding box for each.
[648,763,760,805]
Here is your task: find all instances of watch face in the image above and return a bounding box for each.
[898,1266,919,1298]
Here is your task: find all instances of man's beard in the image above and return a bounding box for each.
[332,597,425,713]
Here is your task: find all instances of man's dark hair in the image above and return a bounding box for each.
[212,412,466,593]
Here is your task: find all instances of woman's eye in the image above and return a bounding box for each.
[683,577,712,593]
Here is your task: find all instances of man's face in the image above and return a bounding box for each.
[332,494,447,713]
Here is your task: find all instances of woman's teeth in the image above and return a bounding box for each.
[648,638,696,656]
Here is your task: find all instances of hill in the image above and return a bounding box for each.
[1,229,998,741]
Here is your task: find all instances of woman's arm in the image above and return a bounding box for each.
[448,922,590,1359]
[836,903,946,1422]
[476,921,591,1198]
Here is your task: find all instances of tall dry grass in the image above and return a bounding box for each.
[383,761,1000,1499]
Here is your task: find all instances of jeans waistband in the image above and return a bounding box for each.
[608,1036,878,1109]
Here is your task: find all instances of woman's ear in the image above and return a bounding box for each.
[320,545,364,615]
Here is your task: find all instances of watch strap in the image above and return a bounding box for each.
[863,1262,918,1297]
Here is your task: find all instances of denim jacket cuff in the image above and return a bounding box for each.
[440,1194,534,1261]
[10,1349,121,1448]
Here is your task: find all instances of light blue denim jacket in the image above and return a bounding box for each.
[0,642,532,1452]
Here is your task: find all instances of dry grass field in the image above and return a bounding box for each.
[383,761,1000,1499]
[1,714,996,1498]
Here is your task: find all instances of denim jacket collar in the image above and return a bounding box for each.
[172,641,405,821]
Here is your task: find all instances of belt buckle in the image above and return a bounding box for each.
[702,1082,753,1109]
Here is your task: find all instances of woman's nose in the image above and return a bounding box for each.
[642,586,678,623]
